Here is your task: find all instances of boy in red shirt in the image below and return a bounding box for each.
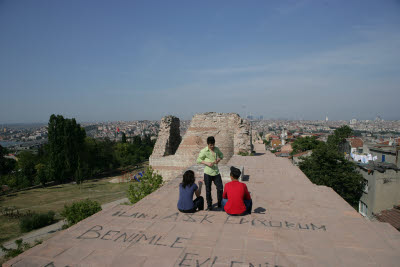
[222,166,252,215]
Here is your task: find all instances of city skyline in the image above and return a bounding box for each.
[1,0,400,123]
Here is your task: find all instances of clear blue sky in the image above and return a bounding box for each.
[1,0,399,123]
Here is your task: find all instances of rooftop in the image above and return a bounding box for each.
[376,206,400,231]
[5,144,400,266]
[349,138,363,148]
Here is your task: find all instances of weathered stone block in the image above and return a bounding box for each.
[150,112,252,181]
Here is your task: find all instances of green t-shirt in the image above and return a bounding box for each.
[196,146,224,176]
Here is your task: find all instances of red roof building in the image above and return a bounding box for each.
[349,138,364,148]
[271,139,282,148]
[375,206,400,231]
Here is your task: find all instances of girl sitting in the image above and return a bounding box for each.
[177,170,204,213]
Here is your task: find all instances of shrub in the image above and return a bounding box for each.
[238,151,249,156]
[238,151,255,156]
[61,199,102,227]
[127,167,163,204]
[19,211,56,232]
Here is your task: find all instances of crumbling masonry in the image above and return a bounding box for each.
[150,112,252,181]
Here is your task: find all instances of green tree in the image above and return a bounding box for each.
[121,132,127,143]
[47,114,86,183]
[299,142,364,207]
[114,143,134,167]
[35,163,47,186]
[114,135,155,167]
[0,145,16,175]
[291,136,321,155]
[327,125,353,149]
[96,137,117,170]
[74,157,91,184]
[17,151,37,186]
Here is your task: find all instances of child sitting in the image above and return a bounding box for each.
[221,166,252,215]
[177,170,204,213]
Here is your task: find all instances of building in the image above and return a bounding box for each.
[270,139,282,149]
[358,161,400,218]
[343,138,364,154]
[375,205,400,231]
[280,143,293,154]
[369,145,400,168]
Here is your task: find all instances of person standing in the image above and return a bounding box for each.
[196,136,224,210]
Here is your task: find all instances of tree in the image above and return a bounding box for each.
[17,151,37,186]
[327,125,353,149]
[114,135,155,167]
[0,145,16,175]
[299,142,364,208]
[121,132,127,143]
[114,143,133,167]
[291,136,321,155]
[35,163,47,186]
[47,114,86,183]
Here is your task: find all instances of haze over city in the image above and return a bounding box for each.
[1,0,399,123]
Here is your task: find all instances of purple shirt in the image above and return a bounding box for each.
[177,183,198,210]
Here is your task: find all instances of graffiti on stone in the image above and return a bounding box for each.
[111,210,327,231]
[76,225,189,248]
[177,253,284,267]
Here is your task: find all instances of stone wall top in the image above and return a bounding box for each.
[150,112,252,180]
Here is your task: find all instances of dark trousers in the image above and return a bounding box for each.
[204,173,223,208]
[221,198,252,215]
[178,196,204,213]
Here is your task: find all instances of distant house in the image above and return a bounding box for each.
[271,139,282,149]
[350,138,364,153]
[4,154,18,161]
[369,145,400,168]
[343,138,364,155]
[357,161,400,219]
[280,143,293,154]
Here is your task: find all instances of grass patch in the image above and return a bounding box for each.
[0,216,20,244]
[0,164,146,244]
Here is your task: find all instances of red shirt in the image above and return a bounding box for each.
[223,180,251,215]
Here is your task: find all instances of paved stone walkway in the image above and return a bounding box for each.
[5,144,400,266]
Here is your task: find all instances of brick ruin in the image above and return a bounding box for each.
[150,112,252,181]
[150,115,181,157]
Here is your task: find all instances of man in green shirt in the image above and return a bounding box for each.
[196,136,224,210]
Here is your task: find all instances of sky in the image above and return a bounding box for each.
[0,0,399,123]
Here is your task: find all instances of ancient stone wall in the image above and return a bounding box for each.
[150,116,181,157]
[150,112,252,181]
